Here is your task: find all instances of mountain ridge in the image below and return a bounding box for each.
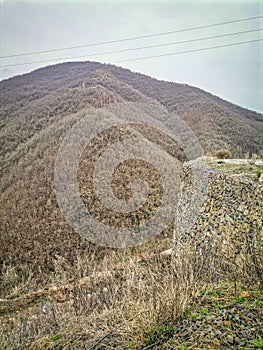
[1,61,262,159]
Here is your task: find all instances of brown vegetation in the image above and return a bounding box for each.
[214,149,232,159]
[1,230,262,349]
[0,62,262,349]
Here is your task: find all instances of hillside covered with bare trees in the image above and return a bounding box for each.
[1,62,262,349]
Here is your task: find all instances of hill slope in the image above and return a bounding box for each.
[1,62,262,160]
[1,61,263,350]
[0,61,262,273]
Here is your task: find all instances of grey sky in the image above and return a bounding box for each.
[0,0,262,112]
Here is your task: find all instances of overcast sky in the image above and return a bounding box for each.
[0,0,262,112]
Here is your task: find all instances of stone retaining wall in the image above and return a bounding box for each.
[173,159,263,282]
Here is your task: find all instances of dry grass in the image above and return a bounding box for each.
[1,226,262,349]
[0,237,181,349]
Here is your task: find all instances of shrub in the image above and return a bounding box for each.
[214,149,232,159]
[251,153,259,161]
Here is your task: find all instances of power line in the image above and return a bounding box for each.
[0,29,262,68]
[115,39,263,63]
[1,15,262,59]
[72,28,263,58]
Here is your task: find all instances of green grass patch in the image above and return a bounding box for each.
[46,333,62,343]
[128,340,137,348]
[38,296,48,302]
[216,163,263,178]
[230,296,247,304]
[212,303,225,309]
[198,287,226,299]
[178,344,188,350]
[182,306,210,320]
[251,336,263,349]
[144,324,175,347]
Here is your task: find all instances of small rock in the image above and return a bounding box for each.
[87,292,97,298]
[226,335,234,344]
[160,248,172,257]
[224,320,231,327]
[42,305,47,313]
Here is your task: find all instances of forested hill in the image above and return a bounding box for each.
[1,61,262,161]
[0,61,262,271]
